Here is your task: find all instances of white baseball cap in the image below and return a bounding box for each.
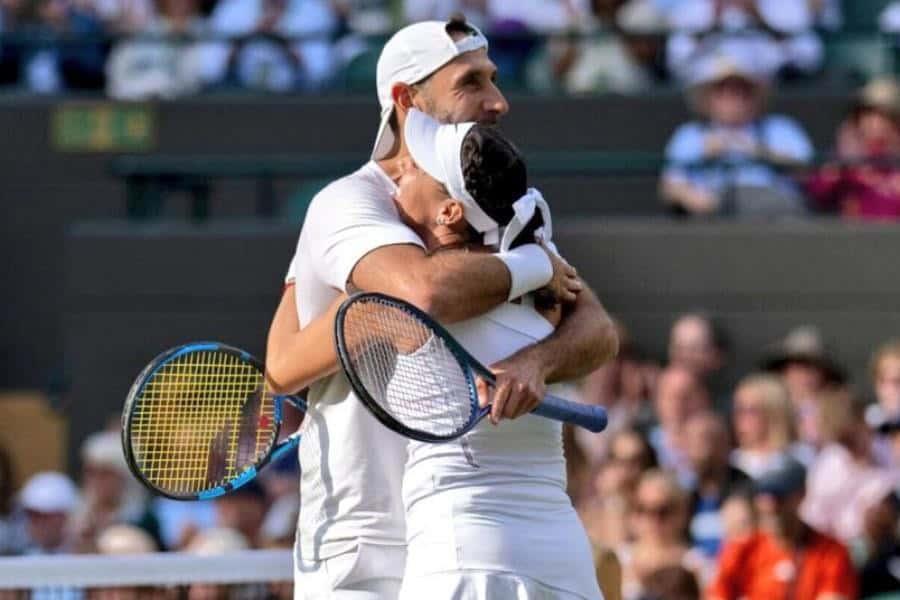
[371,19,488,160]
[19,471,80,514]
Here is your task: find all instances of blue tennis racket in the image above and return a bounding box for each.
[122,342,306,501]
[334,292,608,444]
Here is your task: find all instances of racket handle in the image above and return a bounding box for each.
[533,395,608,433]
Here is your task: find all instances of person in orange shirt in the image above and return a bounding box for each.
[708,458,857,600]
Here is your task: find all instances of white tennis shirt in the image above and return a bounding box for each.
[401,303,601,599]
[285,161,422,562]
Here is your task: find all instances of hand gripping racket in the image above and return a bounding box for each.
[122,342,306,500]
[334,292,608,444]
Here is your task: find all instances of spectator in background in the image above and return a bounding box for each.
[649,366,710,486]
[0,443,19,555]
[25,0,110,93]
[683,412,750,565]
[807,78,900,221]
[729,374,799,478]
[202,0,339,92]
[660,49,813,218]
[621,469,694,600]
[580,428,659,549]
[667,312,728,403]
[93,0,156,33]
[638,565,701,600]
[801,387,896,545]
[858,488,900,598]
[868,340,900,467]
[578,320,657,464]
[664,0,825,82]
[70,430,160,552]
[212,480,267,548]
[185,528,256,599]
[708,458,857,600]
[18,471,80,555]
[96,523,158,554]
[403,0,490,31]
[761,325,845,456]
[106,0,208,100]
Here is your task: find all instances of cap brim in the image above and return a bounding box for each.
[404,109,446,183]
[371,106,396,161]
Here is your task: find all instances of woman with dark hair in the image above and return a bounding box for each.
[391,108,605,600]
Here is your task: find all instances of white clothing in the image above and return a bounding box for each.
[400,570,590,600]
[294,542,406,600]
[287,161,424,566]
[400,302,601,600]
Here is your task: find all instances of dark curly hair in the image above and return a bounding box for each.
[460,125,543,250]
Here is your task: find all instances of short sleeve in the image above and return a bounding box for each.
[763,116,814,163]
[663,123,704,182]
[304,177,425,292]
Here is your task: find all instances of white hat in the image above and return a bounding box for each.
[404,108,553,249]
[371,19,488,160]
[96,524,158,554]
[81,430,129,476]
[186,527,250,556]
[19,471,80,514]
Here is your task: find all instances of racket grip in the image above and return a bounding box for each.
[533,394,608,433]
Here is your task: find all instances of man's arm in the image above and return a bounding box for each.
[350,244,580,324]
[482,282,619,423]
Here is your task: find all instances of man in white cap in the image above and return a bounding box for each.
[267,16,617,599]
[19,471,80,555]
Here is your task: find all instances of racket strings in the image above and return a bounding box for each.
[128,350,278,495]
[343,299,474,438]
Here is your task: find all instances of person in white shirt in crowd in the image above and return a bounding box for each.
[660,48,813,217]
[106,0,207,100]
[265,17,617,599]
[18,471,80,555]
[663,0,826,82]
[200,0,339,92]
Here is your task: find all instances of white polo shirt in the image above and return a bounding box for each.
[285,160,424,562]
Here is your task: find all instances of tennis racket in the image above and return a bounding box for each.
[122,342,306,501]
[334,292,608,444]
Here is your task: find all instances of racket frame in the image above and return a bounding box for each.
[335,294,488,443]
[122,341,305,501]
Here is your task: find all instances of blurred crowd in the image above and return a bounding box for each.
[0,0,891,98]
[2,318,900,600]
[569,316,900,600]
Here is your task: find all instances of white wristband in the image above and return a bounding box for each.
[496,243,553,301]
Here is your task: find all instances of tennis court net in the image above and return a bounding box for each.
[0,549,293,599]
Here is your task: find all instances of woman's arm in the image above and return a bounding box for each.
[265,284,345,395]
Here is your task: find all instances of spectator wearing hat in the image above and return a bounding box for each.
[761,325,845,457]
[801,387,897,545]
[807,78,900,221]
[708,458,857,600]
[18,471,80,555]
[660,49,813,218]
[70,430,160,552]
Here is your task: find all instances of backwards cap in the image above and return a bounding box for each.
[372,19,488,160]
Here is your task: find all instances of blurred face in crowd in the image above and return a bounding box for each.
[215,494,266,545]
[754,489,804,536]
[704,76,761,127]
[684,412,730,477]
[632,474,685,544]
[668,315,722,379]
[160,0,199,19]
[25,509,68,551]
[83,463,125,507]
[780,360,826,404]
[876,354,900,416]
[401,47,509,128]
[863,494,899,545]
[856,108,900,156]
[654,367,710,434]
[602,430,653,495]
[732,383,770,449]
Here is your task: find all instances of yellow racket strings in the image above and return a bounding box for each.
[129,350,278,495]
